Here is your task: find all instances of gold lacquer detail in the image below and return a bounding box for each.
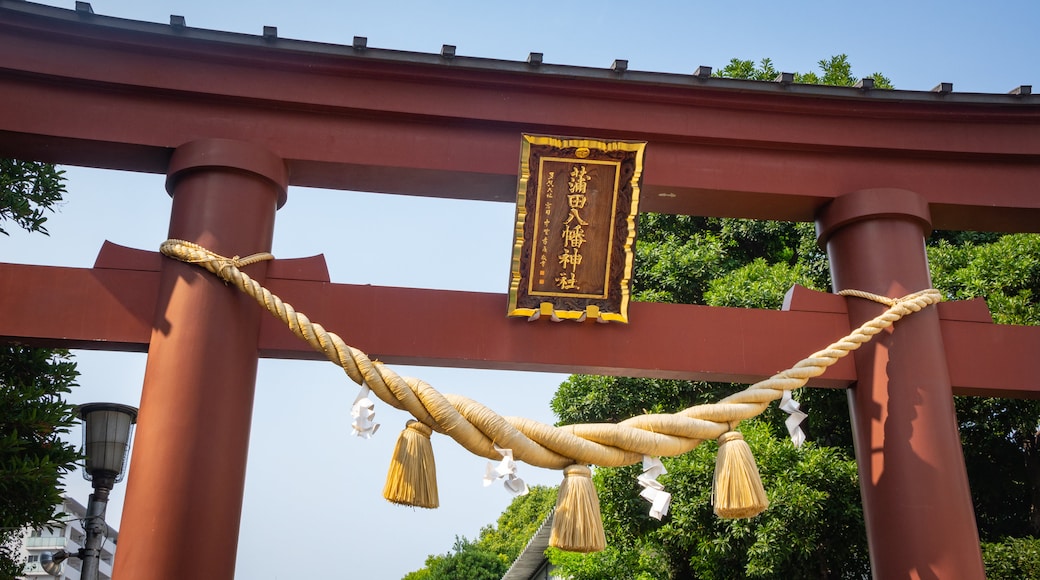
[507,134,647,324]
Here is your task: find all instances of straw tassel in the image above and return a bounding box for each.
[550,464,606,553]
[712,431,769,519]
[383,420,439,508]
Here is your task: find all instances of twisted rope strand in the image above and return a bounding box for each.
[160,239,941,471]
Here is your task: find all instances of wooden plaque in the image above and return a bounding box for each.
[508,134,646,322]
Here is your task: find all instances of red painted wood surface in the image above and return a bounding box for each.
[0,3,1038,231]
[819,189,986,577]
[113,139,285,580]
[3,254,1038,397]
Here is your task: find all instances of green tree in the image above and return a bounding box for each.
[548,422,866,579]
[403,486,557,579]
[715,54,892,89]
[474,485,558,565]
[0,348,81,578]
[0,159,65,236]
[928,234,1040,572]
[980,537,1040,579]
[403,536,508,580]
[0,158,80,577]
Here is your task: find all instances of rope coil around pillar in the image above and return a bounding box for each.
[159,239,942,549]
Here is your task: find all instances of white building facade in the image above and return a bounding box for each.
[17,497,117,580]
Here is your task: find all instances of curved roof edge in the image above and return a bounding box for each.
[502,511,554,580]
[4,0,1035,106]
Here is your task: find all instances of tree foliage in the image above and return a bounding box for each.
[980,536,1040,579]
[631,216,827,306]
[0,347,81,577]
[402,486,557,579]
[929,234,1040,539]
[403,536,507,580]
[0,159,79,577]
[474,484,558,564]
[715,54,892,89]
[930,234,1040,326]
[549,422,867,579]
[0,159,66,236]
[552,376,732,426]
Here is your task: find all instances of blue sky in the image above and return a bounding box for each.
[5,1,1038,578]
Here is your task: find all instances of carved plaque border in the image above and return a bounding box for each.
[507,134,646,323]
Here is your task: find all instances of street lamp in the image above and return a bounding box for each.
[41,403,137,579]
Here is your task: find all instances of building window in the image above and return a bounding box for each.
[31,525,66,537]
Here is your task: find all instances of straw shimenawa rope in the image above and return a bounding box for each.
[159,239,941,545]
[160,238,940,467]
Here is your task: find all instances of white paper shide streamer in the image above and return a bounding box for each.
[780,390,808,447]
[483,445,529,496]
[351,386,380,438]
[637,456,671,520]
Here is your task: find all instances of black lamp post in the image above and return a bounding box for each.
[41,403,137,579]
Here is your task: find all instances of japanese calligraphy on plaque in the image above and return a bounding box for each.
[507,134,646,323]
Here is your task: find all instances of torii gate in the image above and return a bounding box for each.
[2,3,1039,579]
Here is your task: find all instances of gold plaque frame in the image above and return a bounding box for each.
[507,134,646,323]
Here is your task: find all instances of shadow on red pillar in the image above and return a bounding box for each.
[817,189,984,579]
[113,139,287,580]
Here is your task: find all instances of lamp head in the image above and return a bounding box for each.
[39,549,69,576]
[78,402,138,486]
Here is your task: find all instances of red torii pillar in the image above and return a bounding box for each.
[114,139,287,579]
[818,189,985,578]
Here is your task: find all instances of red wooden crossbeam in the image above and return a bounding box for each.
[0,3,1038,232]
[2,243,1037,397]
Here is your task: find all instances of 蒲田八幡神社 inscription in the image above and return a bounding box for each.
[508,135,646,322]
